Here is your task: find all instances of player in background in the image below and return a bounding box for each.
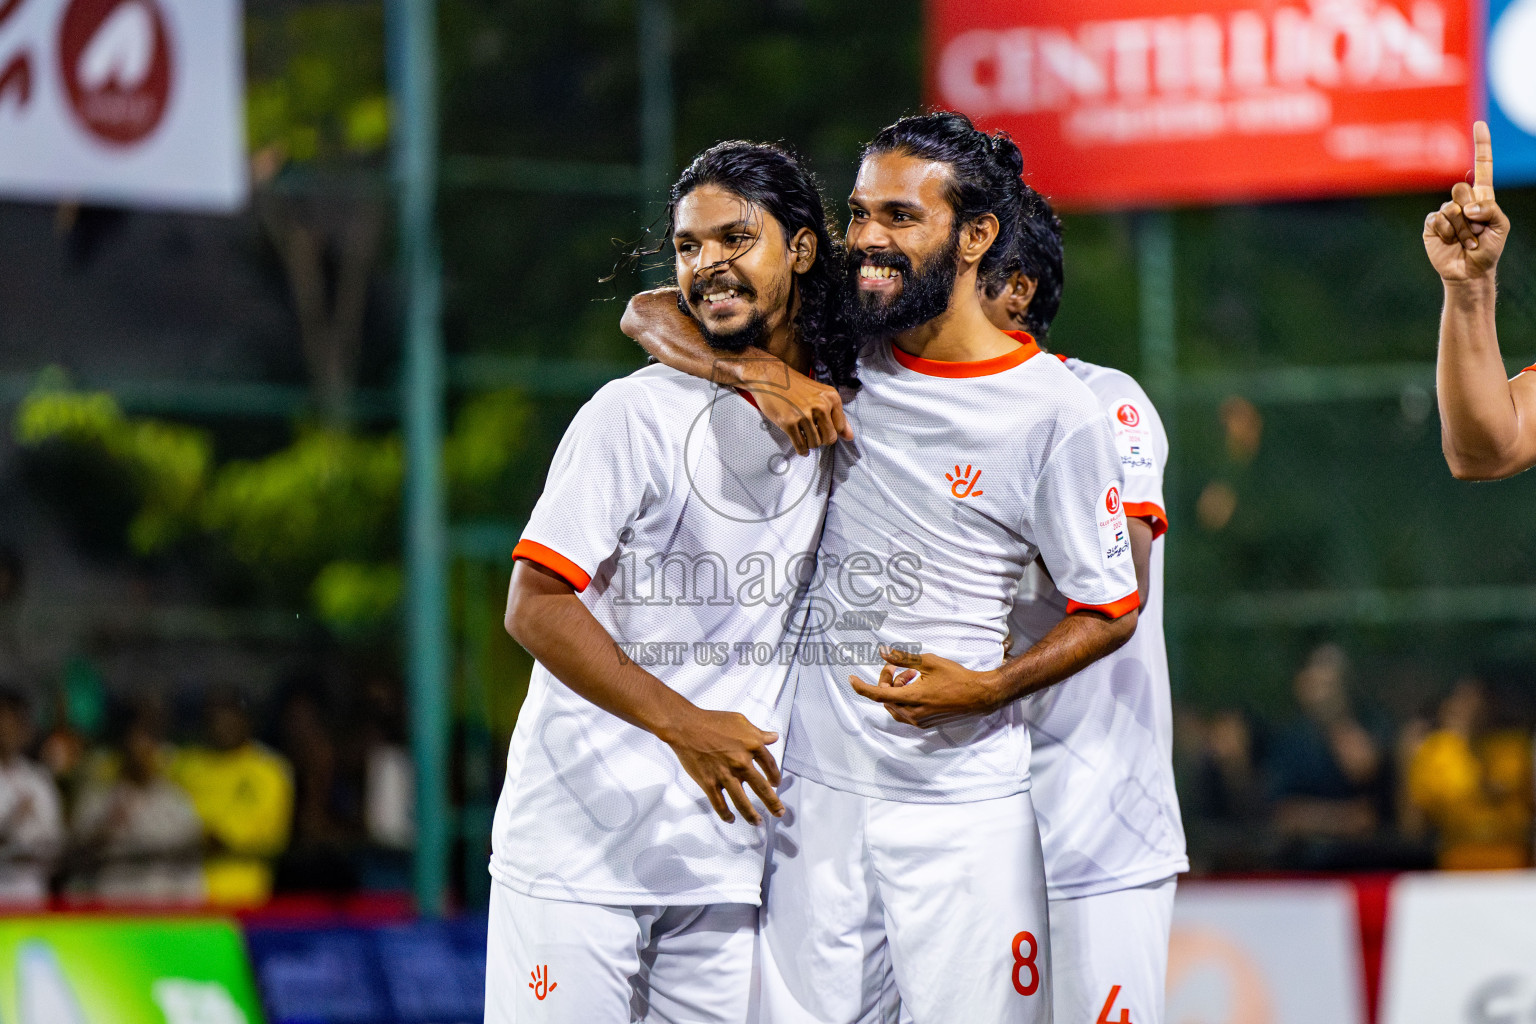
[1424,121,1526,479]
[626,112,1139,1024]
[980,186,1188,1024]
[486,141,855,1023]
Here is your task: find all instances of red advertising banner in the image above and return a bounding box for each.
[927,0,1479,208]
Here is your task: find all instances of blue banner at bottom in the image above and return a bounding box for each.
[246,915,487,1024]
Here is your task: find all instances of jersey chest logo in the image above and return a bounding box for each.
[946,463,984,498]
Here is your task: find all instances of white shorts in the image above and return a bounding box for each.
[760,772,1052,1024]
[485,880,758,1023]
[1047,877,1176,1024]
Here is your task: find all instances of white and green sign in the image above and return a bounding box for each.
[0,917,262,1024]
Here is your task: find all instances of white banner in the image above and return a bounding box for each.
[0,0,246,211]
[1381,871,1536,1024]
[1169,881,1367,1024]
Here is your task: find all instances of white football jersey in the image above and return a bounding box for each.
[1012,358,1188,899]
[491,363,832,906]
[783,335,1139,804]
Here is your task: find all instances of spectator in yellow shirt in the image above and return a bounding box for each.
[171,690,293,906]
[1407,678,1532,871]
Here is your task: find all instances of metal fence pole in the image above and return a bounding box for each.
[386,0,450,917]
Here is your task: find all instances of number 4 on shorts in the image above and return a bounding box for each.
[1096,984,1132,1024]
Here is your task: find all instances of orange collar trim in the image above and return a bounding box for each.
[890,331,1041,378]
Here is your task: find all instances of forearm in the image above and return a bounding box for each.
[1128,518,1154,609]
[506,563,784,823]
[620,289,776,387]
[506,568,695,742]
[988,609,1137,704]
[620,289,848,455]
[1437,277,1522,476]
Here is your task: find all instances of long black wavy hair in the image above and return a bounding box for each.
[665,141,859,390]
[984,183,1065,337]
[861,111,1026,285]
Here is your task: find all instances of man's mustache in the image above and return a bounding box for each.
[689,276,756,304]
[849,248,913,275]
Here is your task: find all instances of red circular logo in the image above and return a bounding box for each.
[1116,403,1140,427]
[59,0,173,147]
[1106,486,1121,515]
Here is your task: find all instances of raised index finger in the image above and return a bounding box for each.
[1473,120,1495,199]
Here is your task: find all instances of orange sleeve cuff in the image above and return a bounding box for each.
[1065,590,1140,619]
[513,539,592,592]
[1122,501,1168,540]
[1523,364,1536,374]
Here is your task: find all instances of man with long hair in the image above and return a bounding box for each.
[487,141,855,1023]
[624,112,1138,1023]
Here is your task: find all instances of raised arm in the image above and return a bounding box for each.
[504,559,783,825]
[1426,121,1536,480]
[621,288,851,455]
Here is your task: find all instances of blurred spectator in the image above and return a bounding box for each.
[359,674,413,852]
[346,673,413,892]
[68,714,203,905]
[274,686,360,892]
[1394,698,1438,842]
[36,654,106,812]
[170,689,293,907]
[1407,677,1533,870]
[1176,707,1271,871]
[40,652,108,799]
[0,688,63,905]
[1197,710,1269,823]
[1267,645,1392,841]
[37,703,88,808]
[281,688,347,843]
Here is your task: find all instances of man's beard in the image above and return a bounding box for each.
[681,281,768,352]
[845,231,960,339]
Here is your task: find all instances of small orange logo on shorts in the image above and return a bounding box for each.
[529,965,557,1000]
[947,464,984,498]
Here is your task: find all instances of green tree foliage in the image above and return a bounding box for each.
[15,388,213,556]
[311,561,405,638]
[14,385,529,637]
[246,2,390,165]
[201,426,403,571]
